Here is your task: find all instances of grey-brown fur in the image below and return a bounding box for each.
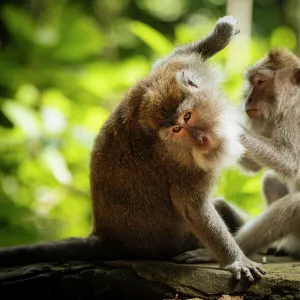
[233,49,300,259]
[0,16,264,281]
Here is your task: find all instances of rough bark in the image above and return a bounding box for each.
[0,255,300,299]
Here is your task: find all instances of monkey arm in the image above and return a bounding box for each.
[182,202,243,266]
[235,193,300,256]
[241,131,299,179]
[238,153,263,173]
[173,16,240,60]
[171,188,265,281]
[173,197,248,264]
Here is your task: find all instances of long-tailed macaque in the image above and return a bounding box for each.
[0,16,265,281]
[227,49,300,259]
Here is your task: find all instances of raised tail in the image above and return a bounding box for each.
[0,236,113,267]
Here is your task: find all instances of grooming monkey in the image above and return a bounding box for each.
[0,16,265,281]
[233,48,300,259]
[206,48,300,260]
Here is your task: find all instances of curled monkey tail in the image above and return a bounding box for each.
[0,235,114,267]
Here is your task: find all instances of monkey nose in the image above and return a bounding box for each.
[187,126,204,142]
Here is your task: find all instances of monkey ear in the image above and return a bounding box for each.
[293,68,300,84]
[176,70,199,92]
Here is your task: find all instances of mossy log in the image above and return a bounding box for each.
[0,255,300,299]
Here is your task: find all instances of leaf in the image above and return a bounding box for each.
[2,100,41,138]
[53,15,105,62]
[1,5,34,44]
[271,26,297,51]
[129,21,173,55]
[41,146,73,185]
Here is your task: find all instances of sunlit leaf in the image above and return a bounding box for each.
[77,57,149,100]
[83,106,110,132]
[136,0,188,22]
[2,100,41,138]
[15,84,40,106]
[1,5,34,43]
[53,16,105,62]
[41,89,72,117]
[270,26,297,50]
[41,146,73,185]
[129,20,173,55]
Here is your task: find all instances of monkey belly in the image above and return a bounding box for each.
[94,218,201,260]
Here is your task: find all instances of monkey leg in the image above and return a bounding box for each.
[173,197,249,264]
[172,200,265,281]
[172,248,215,264]
[262,170,289,206]
[214,197,248,235]
[261,171,290,256]
[235,193,300,257]
[238,153,262,173]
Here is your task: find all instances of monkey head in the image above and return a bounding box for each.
[139,57,244,170]
[243,49,300,121]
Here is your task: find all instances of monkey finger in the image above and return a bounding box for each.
[254,264,266,275]
[185,256,215,264]
[172,249,214,264]
[233,269,241,281]
[172,252,192,263]
[250,260,266,275]
[248,265,264,279]
[241,267,254,282]
[225,263,242,281]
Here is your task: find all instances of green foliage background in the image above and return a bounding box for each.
[0,0,299,246]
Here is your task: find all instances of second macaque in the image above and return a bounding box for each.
[233,48,300,259]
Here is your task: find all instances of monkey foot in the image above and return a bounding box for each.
[224,257,266,283]
[172,248,215,264]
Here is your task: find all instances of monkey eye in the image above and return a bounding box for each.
[188,80,198,88]
[257,79,264,85]
[184,112,191,122]
[172,125,182,133]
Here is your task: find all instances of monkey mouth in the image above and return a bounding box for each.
[194,135,211,152]
[246,109,260,119]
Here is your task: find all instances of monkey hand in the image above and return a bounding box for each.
[213,16,240,41]
[224,256,266,282]
[172,248,216,264]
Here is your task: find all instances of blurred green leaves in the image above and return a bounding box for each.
[0,0,298,247]
[129,21,173,55]
[53,15,105,62]
[270,26,297,50]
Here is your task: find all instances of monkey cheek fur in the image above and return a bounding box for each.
[214,105,245,170]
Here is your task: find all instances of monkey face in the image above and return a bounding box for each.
[242,49,300,122]
[243,69,276,120]
[154,65,244,170]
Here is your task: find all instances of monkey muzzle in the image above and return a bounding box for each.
[246,109,261,119]
[185,126,203,142]
[183,125,211,151]
[245,89,262,119]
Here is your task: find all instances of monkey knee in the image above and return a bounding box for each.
[262,171,281,190]
[289,194,300,211]
[213,197,231,215]
[262,171,288,205]
[272,194,300,226]
[213,197,246,234]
